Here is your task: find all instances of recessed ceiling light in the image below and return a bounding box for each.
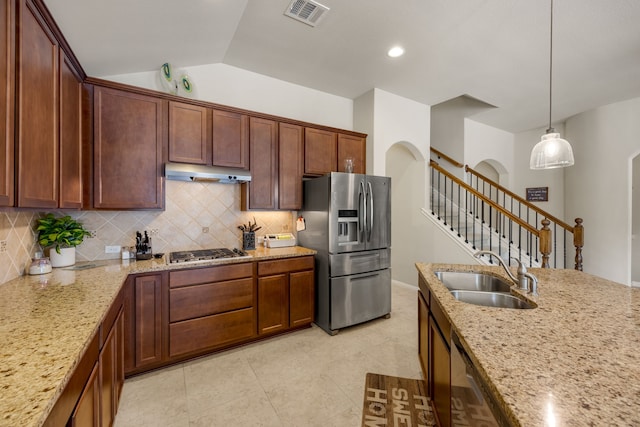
[387,46,405,58]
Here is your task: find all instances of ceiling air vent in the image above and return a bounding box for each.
[284,0,330,27]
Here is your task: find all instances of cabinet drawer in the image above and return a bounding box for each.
[169,278,253,322]
[431,295,451,342]
[169,262,253,288]
[258,256,314,276]
[169,308,254,357]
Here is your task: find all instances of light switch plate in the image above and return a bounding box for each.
[105,245,121,254]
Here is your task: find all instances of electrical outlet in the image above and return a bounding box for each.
[149,228,159,235]
[282,224,290,232]
[87,230,97,238]
[105,245,121,254]
[202,227,209,233]
[0,240,6,253]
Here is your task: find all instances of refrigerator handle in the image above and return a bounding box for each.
[367,181,374,241]
[359,181,366,240]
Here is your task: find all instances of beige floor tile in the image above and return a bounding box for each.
[114,282,420,426]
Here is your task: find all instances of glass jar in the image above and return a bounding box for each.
[29,256,52,275]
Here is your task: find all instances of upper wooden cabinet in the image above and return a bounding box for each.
[337,133,366,174]
[58,50,83,209]
[242,117,277,210]
[212,109,249,169]
[93,86,165,209]
[0,0,14,207]
[16,0,59,208]
[278,123,303,210]
[168,101,210,165]
[304,127,336,176]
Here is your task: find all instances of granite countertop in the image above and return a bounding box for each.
[0,246,315,427]
[416,263,640,427]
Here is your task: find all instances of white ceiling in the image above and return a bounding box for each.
[45,0,640,133]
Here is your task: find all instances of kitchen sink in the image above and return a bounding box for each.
[434,271,513,293]
[450,290,536,309]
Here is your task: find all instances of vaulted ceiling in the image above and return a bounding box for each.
[45,0,640,133]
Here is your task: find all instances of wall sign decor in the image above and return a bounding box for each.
[526,187,549,202]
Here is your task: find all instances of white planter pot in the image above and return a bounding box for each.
[49,247,76,268]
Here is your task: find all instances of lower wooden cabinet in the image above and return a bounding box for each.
[418,282,451,427]
[257,256,315,335]
[167,263,255,358]
[69,363,99,427]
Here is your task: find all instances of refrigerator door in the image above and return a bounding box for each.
[330,268,391,330]
[364,176,391,250]
[329,172,367,253]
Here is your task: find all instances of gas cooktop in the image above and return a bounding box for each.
[168,248,251,264]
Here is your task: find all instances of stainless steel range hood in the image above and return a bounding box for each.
[165,162,251,184]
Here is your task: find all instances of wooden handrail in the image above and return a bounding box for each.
[430,147,464,168]
[465,165,574,232]
[430,160,539,235]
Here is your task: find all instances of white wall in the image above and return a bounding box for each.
[564,97,640,284]
[104,63,353,130]
[464,119,514,188]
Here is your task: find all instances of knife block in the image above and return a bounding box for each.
[242,232,256,250]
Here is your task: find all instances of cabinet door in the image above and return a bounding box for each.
[100,317,117,427]
[135,274,163,368]
[58,50,82,208]
[69,363,99,427]
[93,86,165,209]
[243,117,277,210]
[278,123,303,210]
[212,109,249,169]
[337,133,366,174]
[0,0,14,207]
[169,101,209,164]
[289,270,314,327]
[258,274,289,335]
[17,0,58,208]
[430,315,451,427]
[304,127,336,176]
[418,293,429,390]
[114,309,125,409]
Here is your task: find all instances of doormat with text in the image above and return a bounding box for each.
[361,373,436,427]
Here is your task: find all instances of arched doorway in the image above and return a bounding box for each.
[386,141,426,286]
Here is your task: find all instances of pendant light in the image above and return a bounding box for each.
[530,0,574,170]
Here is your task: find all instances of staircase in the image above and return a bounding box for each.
[428,148,584,270]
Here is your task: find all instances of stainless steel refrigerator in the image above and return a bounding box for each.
[298,172,391,335]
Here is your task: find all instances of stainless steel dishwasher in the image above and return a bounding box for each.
[450,332,509,426]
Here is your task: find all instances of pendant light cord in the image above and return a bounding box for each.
[547,0,554,133]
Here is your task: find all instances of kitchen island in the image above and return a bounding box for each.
[417,263,640,426]
[0,246,315,427]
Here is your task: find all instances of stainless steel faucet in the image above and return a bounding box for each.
[473,250,538,296]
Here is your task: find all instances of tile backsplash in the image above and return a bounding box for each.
[0,181,295,285]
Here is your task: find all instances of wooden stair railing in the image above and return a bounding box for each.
[429,147,584,270]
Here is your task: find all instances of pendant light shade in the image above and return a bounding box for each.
[530,130,574,169]
[530,0,574,170]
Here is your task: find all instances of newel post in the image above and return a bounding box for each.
[539,219,551,268]
[573,218,584,271]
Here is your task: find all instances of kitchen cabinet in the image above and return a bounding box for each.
[124,273,165,373]
[304,127,336,176]
[278,122,304,210]
[16,0,59,208]
[418,280,451,426]
[337,133,366,174]
[241,117,277,210]
[69,363,99,427]
[168,101,210,164]
[257,256,315,335]
[92,85,165,209]
[168,263,255,358]
[99,307,123,427]
[0,0,14,207]
[212,109,249,169]
[59,50,83,208]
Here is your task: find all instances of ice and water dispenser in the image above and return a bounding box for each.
[337,209,360,245]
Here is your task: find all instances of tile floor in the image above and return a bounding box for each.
[114,281,421,427]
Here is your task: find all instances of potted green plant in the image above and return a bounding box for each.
[36,213,91,267]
